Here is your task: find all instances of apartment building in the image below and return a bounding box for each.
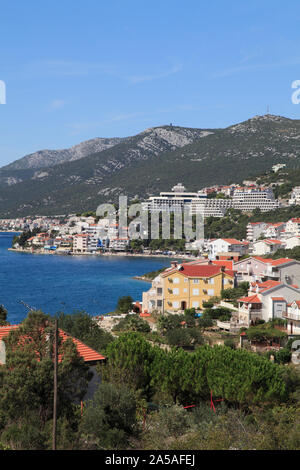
[142,274,164,313]
[208,238,249,259]
[232,188,279,212]
[73,234,89,253]
[246,222,267,241]
[142,262,235,313]
[190,198,233,217]
[141,183,207,213]
[237,280,300,326]
[234,256,300,286]
[263,223,286,239]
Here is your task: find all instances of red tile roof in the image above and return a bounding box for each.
[254,280,281,292]
[0,326,105,364]
[263,239,283,245]
[253,257,293,266]
[162,263,234,279]
[220,238,247,245]
[238,294,262,304]
[212,260,234,270]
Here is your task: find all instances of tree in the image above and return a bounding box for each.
[117,296,134,313]
[113,314,150,333]
[0,305,8,326]
[56,311,113,353]
[105,332,159,399]
[0,310,92,449]
[80,382,137,449]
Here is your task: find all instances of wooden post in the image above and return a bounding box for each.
[52,319,58,450]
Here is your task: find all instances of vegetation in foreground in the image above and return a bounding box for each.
[1,309,300,450]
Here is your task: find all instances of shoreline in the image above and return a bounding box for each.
[7,247,196,261]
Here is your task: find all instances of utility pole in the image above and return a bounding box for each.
[52,319,58,450]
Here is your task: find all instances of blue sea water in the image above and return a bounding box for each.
[0,233,169,324]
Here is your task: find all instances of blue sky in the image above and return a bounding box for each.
[0,0,300,165]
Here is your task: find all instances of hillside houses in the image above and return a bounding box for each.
[237,280,300,326]
[234,257,300,285]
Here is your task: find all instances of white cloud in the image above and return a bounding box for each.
[49,99,66,110]
[127,64,183,84]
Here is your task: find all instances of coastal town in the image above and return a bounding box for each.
[2,164,300,346]
[2,0,300,454]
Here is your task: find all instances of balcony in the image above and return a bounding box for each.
[283,312,300,322]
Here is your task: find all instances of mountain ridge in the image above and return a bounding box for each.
[0,114,300,217]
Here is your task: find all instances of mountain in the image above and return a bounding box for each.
[0,114,300,217]
[1,137,126,172]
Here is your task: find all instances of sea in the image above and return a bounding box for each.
[0,232,169,324]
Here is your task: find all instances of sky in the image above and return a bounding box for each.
[1,0,300,165]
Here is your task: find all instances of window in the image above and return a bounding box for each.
[192,289,199,296]
[207,289,215,296]
[183,288,188,293]
[208,278,214,284]
[173,301,179,309]
[157,300,162,307]
[173,277,179,284]
[184,278,188,283]
[173,288,179,295]
[224,279,228,285]
[193,279,199,284]
[192,301,199,308]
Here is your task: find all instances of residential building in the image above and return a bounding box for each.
[247,222,267,241]
[142,261,235,313]
[252,239,283,256]
[207,238,249,259]
[232,188,279,212]
[289,187,300,206]
[263,223,286,239]
[142,274,164,313]
[284,301,300,334]
[234,256,300,286]
[284,236,300,250]
[73,234,89,253]
[237,280,300,326]
[285,218,300,237]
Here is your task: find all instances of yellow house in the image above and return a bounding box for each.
[160,262,235,312]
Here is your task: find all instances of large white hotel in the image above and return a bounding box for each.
[142,183,280,217]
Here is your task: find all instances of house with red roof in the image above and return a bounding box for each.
[0,325,106,401]
[237,280,300,327]
[0,325,105,366]
[207,238,249,260]
[234,256,300,285]
[142,260,236,313]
